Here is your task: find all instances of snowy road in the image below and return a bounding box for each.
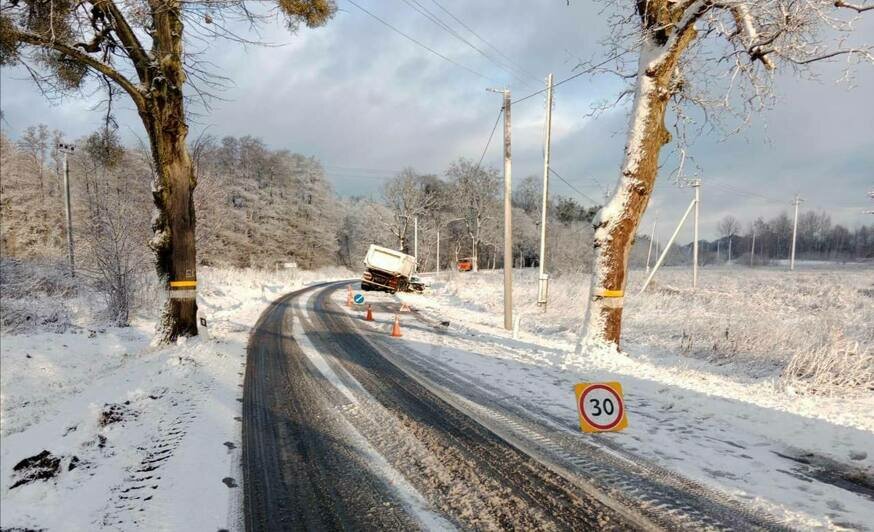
[242,281,789,530]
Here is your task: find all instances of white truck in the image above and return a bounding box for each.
[361,244,423,293]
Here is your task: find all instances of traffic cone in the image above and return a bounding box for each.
[346,286,353,307]
[390,315,402,337]
[365,304,374,322]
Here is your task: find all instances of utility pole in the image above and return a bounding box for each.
[537,73,554,308]
[436,227,440,275]
[691,179,700,289]
[645,219,657,274]
[750,228,756,268]
[488,87,513,330]
[790,194,803,271]
[58,142,76,278]
[414,215,419,265]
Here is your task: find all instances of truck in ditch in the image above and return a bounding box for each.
[361,244,423,293]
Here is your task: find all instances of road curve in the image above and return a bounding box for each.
[242,281,785,531]
[243,282,644,530]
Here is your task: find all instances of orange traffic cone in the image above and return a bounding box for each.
[390,314,402,337]
[365,304,374,322]
[346,286,353,307]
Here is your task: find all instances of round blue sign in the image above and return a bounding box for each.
[353,293,365,305]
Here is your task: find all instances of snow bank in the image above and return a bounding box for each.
[0,265,352,531]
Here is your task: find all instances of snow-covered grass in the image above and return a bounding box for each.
[390,266,874,528]
[430,264,874,396]
[0,264,351,531]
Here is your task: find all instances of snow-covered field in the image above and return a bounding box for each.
[390,263,874,529]
[429,264,874,395]
[0,266,351,531]
[3,260,871,530]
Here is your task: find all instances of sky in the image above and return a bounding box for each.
[1,0,872,241]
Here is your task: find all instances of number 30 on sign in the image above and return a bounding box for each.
[574,382,628,433]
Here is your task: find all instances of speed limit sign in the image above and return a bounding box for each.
[574,382,628,433]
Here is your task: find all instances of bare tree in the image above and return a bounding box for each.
[78,127,151,326]
[1,0,336,341]
[717,214,740,262]
[382,168,438,254]
[16,124,49,207]
[447,158,500,272]
[582,0,873,348]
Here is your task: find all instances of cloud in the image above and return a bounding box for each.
[1,0,871,239]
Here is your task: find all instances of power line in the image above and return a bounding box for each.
[707,181,783,203]
[345,0,494,82]
[511,52,628,105]
[549,167,600,205]
[400,0,537,88]
[429,0,540,82]
[476,107,504,169]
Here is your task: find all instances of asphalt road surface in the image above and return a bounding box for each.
[242,281,785,531]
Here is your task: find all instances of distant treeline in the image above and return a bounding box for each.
[3,124,869,291]
[633,211,874,267]
[0,124,600,277]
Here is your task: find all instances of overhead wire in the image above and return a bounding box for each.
[476,107,504,169]
[345,0,495,82]
[549,168,600,205]
[399,0,538,88]
[511,52,628,105]
[429,0,540,82]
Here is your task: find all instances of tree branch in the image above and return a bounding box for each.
[730,4,776,69]
[95,0,152,81]
[834,1,874,13]
[14,30,146,110]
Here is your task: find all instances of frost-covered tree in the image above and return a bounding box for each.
[1,0,336,341]
[717,215,740,262]
[582,0,874,348]
[382,169,439,254]
[286,154,341,268]
[336,198,395,268]
[447,158,500,272]
[0,132,65,256]
[77,126,151,326]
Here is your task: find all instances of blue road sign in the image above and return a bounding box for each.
[353,293,365,305]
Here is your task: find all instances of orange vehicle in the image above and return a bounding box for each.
[457,258,473,272]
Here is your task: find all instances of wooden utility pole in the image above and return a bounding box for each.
[58,142,76,278]
[537,74,554,308]
[488,88,513,330]
[502,90,513,330]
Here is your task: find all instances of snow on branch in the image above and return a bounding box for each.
[584,0,874,143]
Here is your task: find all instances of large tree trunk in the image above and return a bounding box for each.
[145,108,198,341]
[142,1,198,342]
[583,25,696,349]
